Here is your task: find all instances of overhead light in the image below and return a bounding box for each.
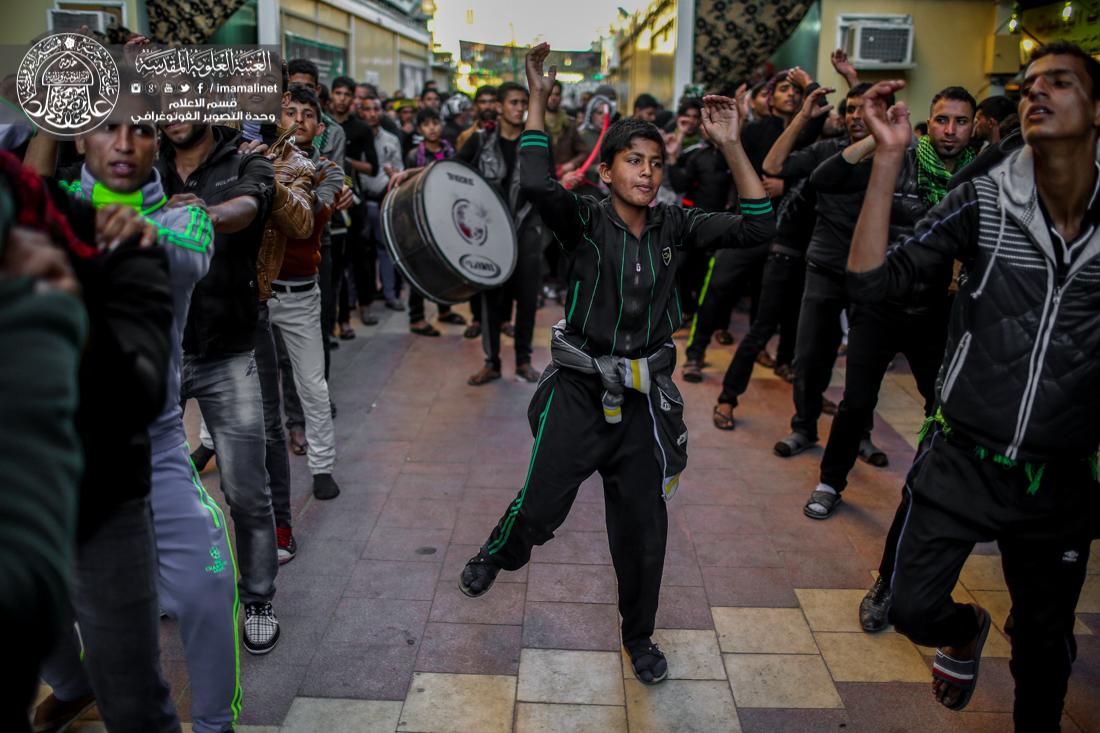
[1022,37,1037,52]
[1063,2,1073,21]
[1008,14,1018,32]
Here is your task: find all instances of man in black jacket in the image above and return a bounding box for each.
[681,69,824,382]
[801,87,975,523]
[846,41,1100,726]
[766,84,886,459]
[156,122,281,654]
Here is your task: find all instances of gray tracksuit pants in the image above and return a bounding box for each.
[41,444,241,733]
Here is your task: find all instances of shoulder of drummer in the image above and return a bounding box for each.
[517,129,593,249]
[270,148,316,240]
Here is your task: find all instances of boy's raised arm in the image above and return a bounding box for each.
[519,43,586,248]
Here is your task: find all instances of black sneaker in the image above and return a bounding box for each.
[190,444,215,472]
[313,473,341,500]
[626,641,669,685]
[243,602,280,654]
[860,576,892,632]
[459,551,501,597]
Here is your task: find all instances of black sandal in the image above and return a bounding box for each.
[438,312,467,325]
[803,488,842,519]
[627,642,669,685]
[712,405,735,431]
[410,323,441,337]
[774,432,817,458]
[463,323,482,339]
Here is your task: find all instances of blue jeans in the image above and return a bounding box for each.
[40,497,181,733]
[182,352,277,604]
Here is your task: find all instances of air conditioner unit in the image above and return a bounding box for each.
[838,14,915,70]
[47,9,116,35]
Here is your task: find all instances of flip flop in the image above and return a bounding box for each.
[932,606,992,711]
[712,405,735,431]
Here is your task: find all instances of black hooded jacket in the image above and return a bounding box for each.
[157,126,274,357]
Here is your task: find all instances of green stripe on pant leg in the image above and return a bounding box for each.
[487,388,556,555]
[687,256,716,347]
[187,446,243,722]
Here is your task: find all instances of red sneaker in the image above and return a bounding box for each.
[276,526,297,565]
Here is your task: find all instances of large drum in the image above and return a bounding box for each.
[381,159,517,305]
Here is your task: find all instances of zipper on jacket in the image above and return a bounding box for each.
[940,331,972,403]
[1009,282,1063,459]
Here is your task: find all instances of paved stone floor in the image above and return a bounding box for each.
[50,301,1100,732]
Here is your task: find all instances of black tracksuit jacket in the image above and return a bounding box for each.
[517,130,776,359]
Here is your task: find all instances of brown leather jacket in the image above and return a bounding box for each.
[257,125,315,300]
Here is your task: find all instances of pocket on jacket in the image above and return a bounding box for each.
[940,331,972,403]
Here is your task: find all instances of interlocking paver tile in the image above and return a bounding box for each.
[814,631,929,682]
[516,649,624,704]
[702,566,799,607]
[344,560,442,600]
[795,588,886,633]
[655,584,714,629]
[526,563,618,604]
[514,702,627,733]
[280,697,403,732]
[958,554,1008,592]
[724,654,842,709]
[522,602,621,651]
[415,622,522,675]
[712,607,817,654]
[429,579,526,625]
[836,682,971,732]
[397,672,515,733]
[736,708,851,733]
[624,679,742,732]
[619,629,726,680]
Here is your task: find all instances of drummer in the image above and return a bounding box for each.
[457,81,546,386]
[459,44,776,685]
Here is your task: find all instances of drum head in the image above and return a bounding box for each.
[418,159,516,289]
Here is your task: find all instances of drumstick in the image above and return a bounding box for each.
[563,104,611,190]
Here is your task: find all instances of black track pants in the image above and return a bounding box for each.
[482,368,668,648]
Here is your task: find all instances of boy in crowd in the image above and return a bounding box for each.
[460,44,775,684]
[400,107,467,336]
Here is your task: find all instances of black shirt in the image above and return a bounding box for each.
[458,131,520,187]
[156,126,274,356]
[340,115,379,176]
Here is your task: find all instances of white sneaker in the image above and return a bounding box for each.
[243,602,280,654]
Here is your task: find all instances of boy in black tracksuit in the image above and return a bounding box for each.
[460,44,776,684]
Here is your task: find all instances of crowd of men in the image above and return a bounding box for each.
[2,27,1097,733]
